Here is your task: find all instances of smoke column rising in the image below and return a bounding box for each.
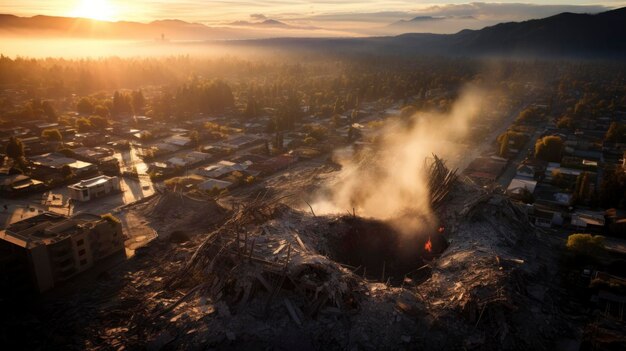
[312,85,491,234]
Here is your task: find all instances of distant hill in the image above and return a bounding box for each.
[426,7,626,56]
[0,14,241,40]
[234,7,626,58]
[226,18,318,30]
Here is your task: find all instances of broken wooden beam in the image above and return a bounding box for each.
[284,298,302,326]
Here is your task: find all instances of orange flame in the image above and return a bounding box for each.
[424,236,432,252]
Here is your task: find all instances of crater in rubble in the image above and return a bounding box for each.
[326,216,448,286]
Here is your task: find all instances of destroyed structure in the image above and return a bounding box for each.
[2,155,616,350]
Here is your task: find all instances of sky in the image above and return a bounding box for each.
[2,1,626,34]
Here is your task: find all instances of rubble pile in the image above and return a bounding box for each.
[3,163,585,350]
[134,191,230,236]
[161,195,370,344]
[414,183,578,349]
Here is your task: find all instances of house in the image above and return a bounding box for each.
[217,134,265,150]
[72,146,114,162]
[545,162,582,181]
[196,160,251,179]
[506,177,537,196]
[164,135,192,147]
[248,154,298,176]
[0,174,44,194]
[68,175,121,202]
[0,212,124,293]
[198,178,233,191]
[516,164,536,179]
[590,271,626,322]
[464,157,507,183]
[30,153,97,175]
[73,132,106,147]
[21,136,53,155]
[533,185,573,208]
[166,151,211,168]
[527,204,564,228]
[570,210,605,232]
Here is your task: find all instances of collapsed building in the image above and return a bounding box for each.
[1,157,604,350]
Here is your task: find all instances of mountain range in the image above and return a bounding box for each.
[1,7,625,58]
[238,7,626,58]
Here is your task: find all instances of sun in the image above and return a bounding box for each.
[70,0,117,21]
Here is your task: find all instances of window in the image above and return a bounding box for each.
[77,239,84,246]
[78,249,86,256]
[80,259,87,266]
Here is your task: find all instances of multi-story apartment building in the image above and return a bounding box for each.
[0,212,124,294]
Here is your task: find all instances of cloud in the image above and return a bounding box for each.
[250,13,267,21]
[414,2,611,20]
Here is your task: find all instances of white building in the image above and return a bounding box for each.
[195,160,251,178]
[68,175,121,202]
[506,177,537,196]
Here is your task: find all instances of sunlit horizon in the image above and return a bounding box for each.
[2,1,625,32]
[69,0,118,21]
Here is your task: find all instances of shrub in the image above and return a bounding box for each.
[101,213,121,224]
[566,233,605,257]
[535,135,563,162]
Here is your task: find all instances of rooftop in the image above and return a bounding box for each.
[69,175,117,190]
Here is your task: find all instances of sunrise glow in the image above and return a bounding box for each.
[70,0,117,21]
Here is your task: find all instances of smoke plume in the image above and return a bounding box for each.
[312,85,491,234]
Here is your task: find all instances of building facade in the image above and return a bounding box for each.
[0,212,124,293]
[68,175,121,202]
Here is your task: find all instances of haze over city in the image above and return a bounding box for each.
[1,1,626,350]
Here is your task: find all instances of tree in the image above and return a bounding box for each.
[551,170,566,188]
[556,116,575,130]
[60,164,73,179]
[41,128,63,142]
[76,97,94,115]
[112,91,134,116]
[566,234,605,258]
[605,122,626,143]
[5,136,24,162]
[244,95,259,118]
[516,107,541,124]
[94,105,110,118]
[535,136,563,162]
[498,132,509,158]
[600,167,626,208]
[89,115,109,129]
[41,100,58,121]
[76,117,92,132]
[189,131,199,146]
[131,90,145,113]
[274,93,302,131]
[573,171,592,205]
[351,108,359,121]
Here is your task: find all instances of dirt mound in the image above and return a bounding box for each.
[135,191,230,235]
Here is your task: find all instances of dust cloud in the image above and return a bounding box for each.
[312,85,493,235]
